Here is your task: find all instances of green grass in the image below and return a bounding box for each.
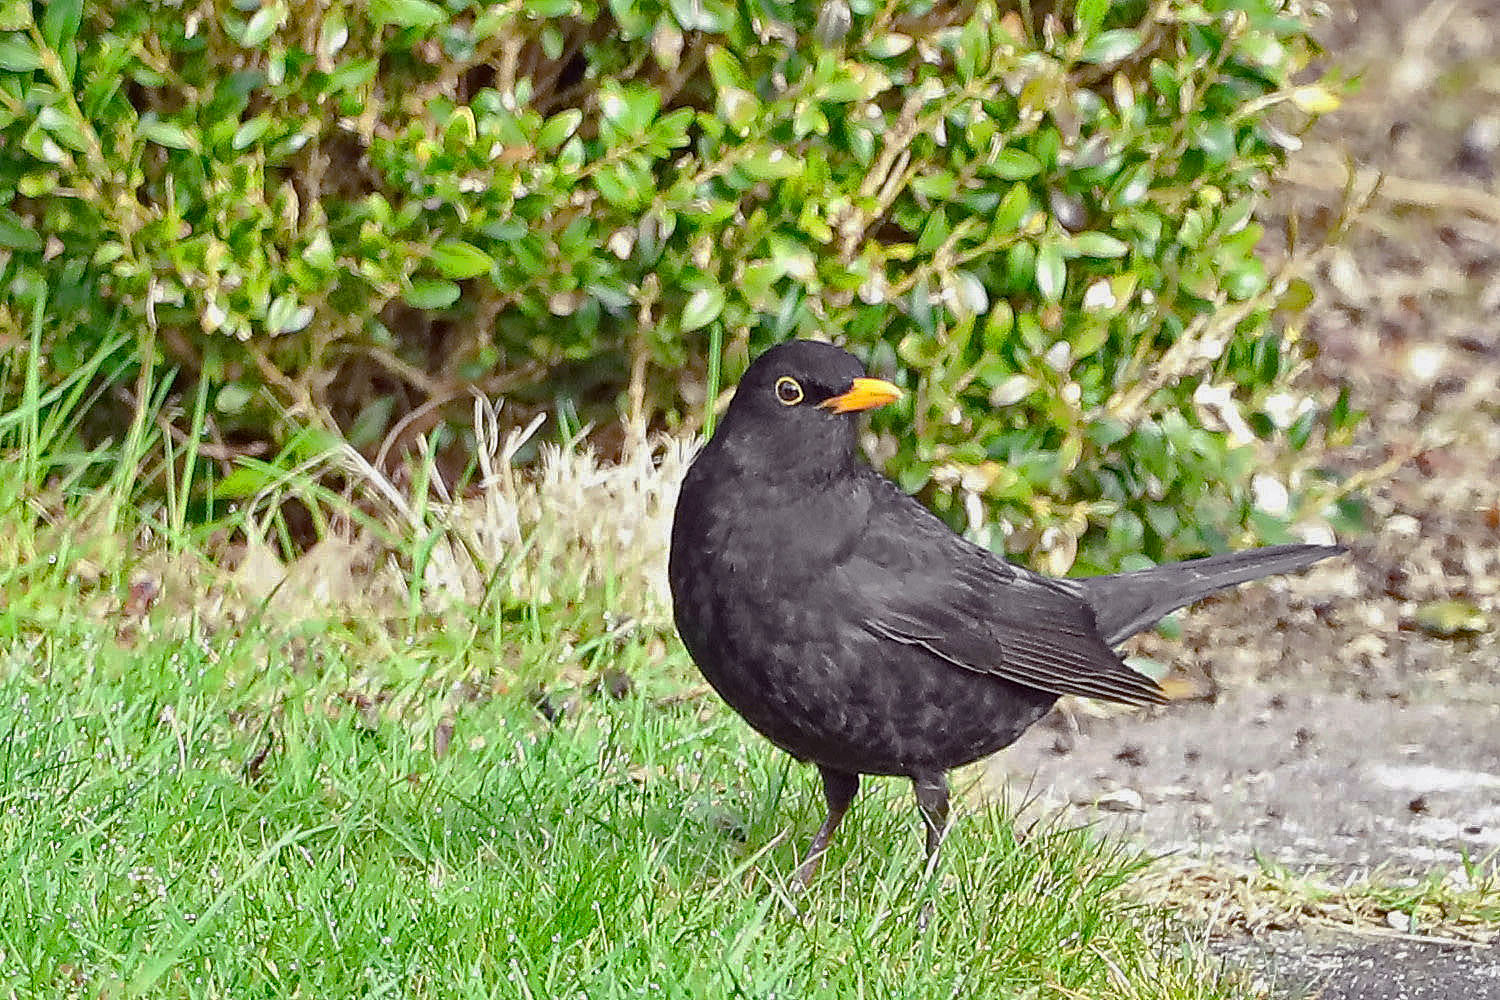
[0,328,1251,999]
[0,606,1252,999]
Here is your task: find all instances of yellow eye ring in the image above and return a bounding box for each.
[775,376,804,406]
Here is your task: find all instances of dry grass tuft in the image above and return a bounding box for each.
[232,398,697,627]
[1132,858,1500,947]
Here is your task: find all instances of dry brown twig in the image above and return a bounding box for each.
[1284,152,1500,226]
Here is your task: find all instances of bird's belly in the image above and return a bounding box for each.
[676,571,1057,776]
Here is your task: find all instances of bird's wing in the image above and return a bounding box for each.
[841,481,1166,706]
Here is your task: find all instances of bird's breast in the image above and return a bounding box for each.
[670,469,871,683]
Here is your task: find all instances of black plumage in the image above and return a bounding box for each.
[668,340,1344,883]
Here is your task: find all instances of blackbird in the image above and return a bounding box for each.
[668,340,1344,884]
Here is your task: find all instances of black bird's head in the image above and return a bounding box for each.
[709,340,902,479]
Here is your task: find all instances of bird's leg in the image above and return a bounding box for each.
[794,766,860,888]
[912,774,951,931]
[912,773,950,862]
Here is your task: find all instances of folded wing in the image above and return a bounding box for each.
[842,482,1166,706]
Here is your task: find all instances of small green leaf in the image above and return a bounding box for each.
[916,210,950,255]
[598,82,660,135]
[981,300,1014,352]
[1329,386,1363,437]
[991,184,1033,235]
[0,206,41,250]
[370,0,445,29]
[705,44,749,91]
[1087,417,1130,449]
[1236,32,1285,70]
[267,293,314,334]
[768,236,815,282]
[430,240,494,280]
[738,261,779,312]
[847,124,875,164]
[303,230,335,271]
[138,116,195,151]
[1110,164,1153,210]
[1144,502,1178,540]
[651,17,684,69]
[525,0,578,16]
[593,161,651,208]
[650,107,693,148]
[443,107,477,148]
[865,33,913,59]
[348,396,396,450]
[910,276,934,334]
[215,464,275,499]
[990,149,1042,180]
[680,285,725,332]
[36,106,91,152]
[1286,409,1316,450]
[557,135,584,171]
[897,461,932,494]
[318,13,348,58]
[910,173,958,200]
[897,331,941,366]
[1073,0,1108,35]
[232,115,273,150]
[675,0,724,34]
[740,148,802,181]
[1005,241,1036,292]
[537,109,583,151]
[1070,323,1109,358]
[325,56,377,94]
[0,35,41,72]
[1080,29,1142,64]
[1071,232,1128,258]
[718,87,760,132]
[40,0,81,48]
[1217,195,1257,237]
[242,2,285,47]
[1224,260,1267,300]
[950,270,988,317]
[1035,243,1065,302]
[1149,59,1178,100]
[406,278,461,310]
[1196,119,1235,162]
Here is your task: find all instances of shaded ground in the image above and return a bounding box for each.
[1221,931,1500,1000]
[988,2,1500,995]
[1000,688,1500,873]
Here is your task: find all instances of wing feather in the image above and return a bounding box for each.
[846,478,1167,706]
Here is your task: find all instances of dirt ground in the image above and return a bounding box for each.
[986,2,1500,996]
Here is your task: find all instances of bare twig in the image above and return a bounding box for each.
[1284,156,1500,225]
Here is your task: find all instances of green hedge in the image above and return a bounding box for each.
[0,0,1352,570]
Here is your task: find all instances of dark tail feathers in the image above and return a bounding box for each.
[1078,543,1346,646]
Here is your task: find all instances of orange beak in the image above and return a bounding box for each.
[819,377,903,414]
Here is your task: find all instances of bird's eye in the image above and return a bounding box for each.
[775,376,804,406]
